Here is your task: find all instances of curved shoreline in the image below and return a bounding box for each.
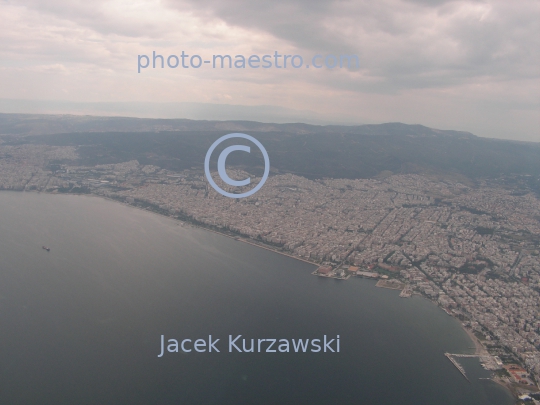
[460,323,489,356]
[24,190,321,267]
[0,190,518,400]
[0,189,519,402]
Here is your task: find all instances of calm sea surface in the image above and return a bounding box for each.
[0,191,514,404]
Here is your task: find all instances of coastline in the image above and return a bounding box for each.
[1,188,520,402]
[233,237,319,266]
[10,190,321,268]
[459,323,489,356]
[101,196,321,267]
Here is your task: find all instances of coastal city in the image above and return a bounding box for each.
[1,142,540,398]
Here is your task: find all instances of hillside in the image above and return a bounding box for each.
[1,113,539,181]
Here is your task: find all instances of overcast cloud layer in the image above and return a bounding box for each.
[0,0,538,141]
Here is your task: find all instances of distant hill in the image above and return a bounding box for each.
[1,113,539,181]
[0,113,481,137]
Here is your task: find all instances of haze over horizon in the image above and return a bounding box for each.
[0,0,538,142]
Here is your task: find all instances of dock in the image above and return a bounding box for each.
[399,285,413,298]
[375,279,405,290]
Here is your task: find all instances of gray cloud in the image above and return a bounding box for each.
[167,0,540,91]
[4,0,174,38]
[0,0,537,141]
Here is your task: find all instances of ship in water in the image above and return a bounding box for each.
[42,246,50,252]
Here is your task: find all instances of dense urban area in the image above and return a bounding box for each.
[2,143,540,399]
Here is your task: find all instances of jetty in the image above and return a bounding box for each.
[445,353,470,382]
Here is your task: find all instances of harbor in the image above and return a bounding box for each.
[444,352,503,384]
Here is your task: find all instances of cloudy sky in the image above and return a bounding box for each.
[0,0,538,141]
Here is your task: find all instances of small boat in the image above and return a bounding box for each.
[42,246,50,252]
